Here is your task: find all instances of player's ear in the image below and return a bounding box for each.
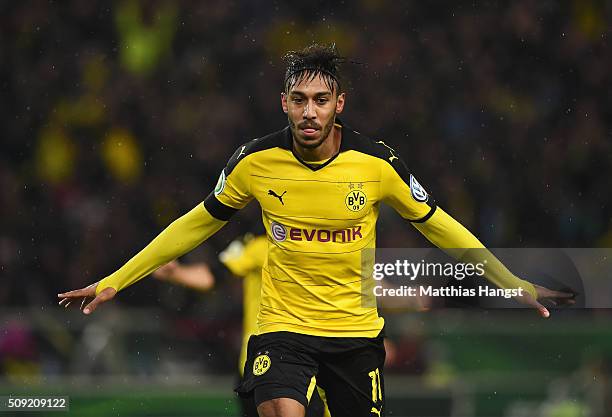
[336,92,346,114]
[281,92,288,114]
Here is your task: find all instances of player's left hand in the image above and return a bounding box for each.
[514,284,576,318]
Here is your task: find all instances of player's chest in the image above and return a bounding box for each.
[250,157,381,220]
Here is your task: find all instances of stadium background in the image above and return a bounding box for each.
[1,1,611,416]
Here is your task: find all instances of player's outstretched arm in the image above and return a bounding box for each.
[58,203,226,314]
[412,207,575,318]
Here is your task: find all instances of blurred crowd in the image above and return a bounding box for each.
[1,0,611,383]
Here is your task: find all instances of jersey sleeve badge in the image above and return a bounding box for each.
[409,174,429,203]
[214,169,227,196]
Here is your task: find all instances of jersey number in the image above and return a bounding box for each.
[368,368,382,402]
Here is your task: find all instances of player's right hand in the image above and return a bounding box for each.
[58,283,117,315]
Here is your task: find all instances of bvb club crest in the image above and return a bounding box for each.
[253,354,271,376]
[345,183,367,212]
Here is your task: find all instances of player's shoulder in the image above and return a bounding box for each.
[224,126,291,174]
[340,122,401,164]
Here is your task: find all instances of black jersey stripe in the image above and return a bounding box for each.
[203,193,238,221]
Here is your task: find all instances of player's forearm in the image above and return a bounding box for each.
[413,207,537,298]
[95,204,226,295]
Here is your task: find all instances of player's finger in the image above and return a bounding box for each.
[539,288,575,299]
[83,288,116,314]
[80,297,90,311]
[57,288,88,299]
[549,290,575,298]
[82,287,117,314]
[59,298,72,308]
[534,301,550,318]
[82,296,104,315]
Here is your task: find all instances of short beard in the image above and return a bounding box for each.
[288,112,336,150]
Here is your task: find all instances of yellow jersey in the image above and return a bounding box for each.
[205,121,436,337]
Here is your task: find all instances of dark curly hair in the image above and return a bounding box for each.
[282,43,346,94]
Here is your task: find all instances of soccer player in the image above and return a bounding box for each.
[58,44,574,417]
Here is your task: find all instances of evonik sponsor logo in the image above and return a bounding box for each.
[270,222,363,243]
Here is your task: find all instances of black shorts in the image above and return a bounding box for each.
[235,330,386,417]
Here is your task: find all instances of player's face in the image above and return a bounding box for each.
[281,74,345,149]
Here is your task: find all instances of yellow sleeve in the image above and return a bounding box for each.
[95,204,226,295]
[412,207,537,299]
[379,153,436,222]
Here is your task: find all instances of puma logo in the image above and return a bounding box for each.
[371,406,382,417]
[376,140,398,163]
[268,189,286,205]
